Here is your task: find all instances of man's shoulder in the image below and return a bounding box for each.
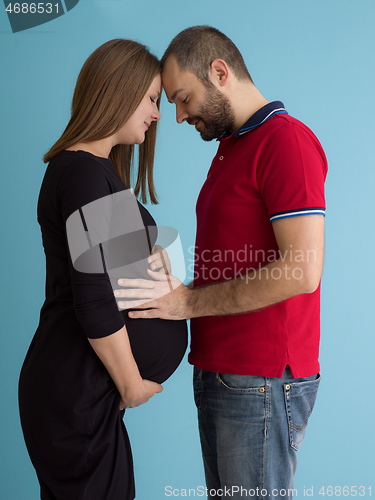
[234,113,307,144]
[263,112,310,133]
[255,113,322,149]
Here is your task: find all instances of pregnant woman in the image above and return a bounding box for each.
[18,39,187,500]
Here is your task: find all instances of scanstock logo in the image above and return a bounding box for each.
[3,0,80,32]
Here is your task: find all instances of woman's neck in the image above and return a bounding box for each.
[66,138,114,158]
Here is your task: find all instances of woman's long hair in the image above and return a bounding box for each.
[44,39,161,203]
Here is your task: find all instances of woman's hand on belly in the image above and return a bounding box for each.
[88,326,163,410]
[119,379,163,409]
[148,245,172,274]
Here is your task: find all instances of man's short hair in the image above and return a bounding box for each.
[161,25,253,84]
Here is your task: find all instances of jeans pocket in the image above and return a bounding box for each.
[283,374,321,451]
[218,373,267,394]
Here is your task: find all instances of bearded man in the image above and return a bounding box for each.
[116,26,327,499]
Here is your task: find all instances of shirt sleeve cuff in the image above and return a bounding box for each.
[269,207,326,223]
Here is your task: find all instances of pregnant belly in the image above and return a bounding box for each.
[124,315,188,384]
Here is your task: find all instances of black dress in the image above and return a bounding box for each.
[18,151,188,500]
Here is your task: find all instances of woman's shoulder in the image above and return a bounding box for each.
[40,150,125,220]
[45,150,124,192]
[49,150,113,175]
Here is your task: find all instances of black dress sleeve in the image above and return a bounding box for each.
[56,153,126,339]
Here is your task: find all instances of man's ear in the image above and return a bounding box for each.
[209,59,230,87]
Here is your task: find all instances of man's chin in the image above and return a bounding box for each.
[200,132,216,142]
[193,119,225,141]
[195,122,215,141]
[199,127,221,142]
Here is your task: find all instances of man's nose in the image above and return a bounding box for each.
[176,106,188,124]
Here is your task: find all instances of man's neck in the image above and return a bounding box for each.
[230,82,269,133]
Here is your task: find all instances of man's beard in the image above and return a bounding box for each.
[188,84,235,141]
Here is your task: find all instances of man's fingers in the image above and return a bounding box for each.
[117,278,156,288]
[117,271,172,290]
[117,299,156,310]
[114,287,156,299]
[114,273,181,311]
[127,308,160,319]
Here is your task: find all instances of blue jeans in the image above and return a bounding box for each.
[193,367,320,499]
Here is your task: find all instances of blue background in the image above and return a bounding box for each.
[1,0,374,498]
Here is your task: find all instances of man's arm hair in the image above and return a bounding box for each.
[186,214,324,318]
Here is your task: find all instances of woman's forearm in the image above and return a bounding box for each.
[88,326,162,408]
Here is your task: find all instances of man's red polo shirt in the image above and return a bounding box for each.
[188,102,328,378]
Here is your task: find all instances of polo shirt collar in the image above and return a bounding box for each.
[220,101,288,139]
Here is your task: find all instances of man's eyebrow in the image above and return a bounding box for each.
[168,88,185,104]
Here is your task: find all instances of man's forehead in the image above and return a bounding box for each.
[162,55,182,74]
[162,58,198,101]
[162,58,185,84]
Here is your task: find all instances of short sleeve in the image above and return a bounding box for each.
[256,120,328,223]
[57,155,126,339]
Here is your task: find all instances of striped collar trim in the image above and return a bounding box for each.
[220,101,288,139]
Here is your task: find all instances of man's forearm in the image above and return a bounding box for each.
[186,257,321,318]
[121,214,324,322]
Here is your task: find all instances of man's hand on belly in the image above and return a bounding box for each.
[114,269,192,320]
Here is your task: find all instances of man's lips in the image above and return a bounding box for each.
[188,118,203,129]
